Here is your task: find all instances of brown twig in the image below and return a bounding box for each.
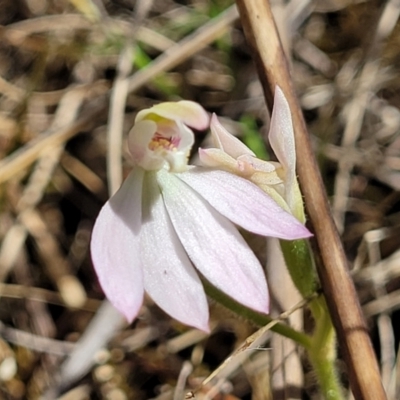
[235,0,386,399]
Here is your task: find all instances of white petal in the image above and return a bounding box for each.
[136,101,209,130]
[268,87,296,209]
[175,120,195,152]
[269,87,295,171]
[141,172,209,331]
[90,168,145,322]
[157,169,269,314]
[178,168,312,240]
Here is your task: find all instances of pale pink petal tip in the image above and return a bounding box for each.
[252,299,269,314]
[291,224,313,239]
[192,319,210,333]
[119,306,141,323]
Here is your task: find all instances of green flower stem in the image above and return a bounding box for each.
[202,279,311,350]
[308,298,344,400]
[280,239,318,299]
[280,239,344,400]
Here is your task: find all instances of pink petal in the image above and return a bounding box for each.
[268,86,297,208]
[90,168,145,322]
[136,101,209,130]
[178,168,312,240]
[140,173,209,332]
[157,169,269,314]
[210,114,255,158]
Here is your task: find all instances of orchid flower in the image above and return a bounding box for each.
[91,100,311,332]
[199,86,306,223]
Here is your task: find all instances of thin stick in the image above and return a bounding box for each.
[235,0,386,399]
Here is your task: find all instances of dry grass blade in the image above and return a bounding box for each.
[0,82,108,185]
[43,301,126,398]
[0,321,75,356]
[0,87,97,292]
[0,283,99,311]
[0,88,96,304]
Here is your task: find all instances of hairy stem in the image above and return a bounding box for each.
[202,279,311,349]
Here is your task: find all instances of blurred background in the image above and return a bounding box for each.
[0,0,400,398]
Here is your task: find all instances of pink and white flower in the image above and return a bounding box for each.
[200,87,306,223]
[91,99,311,331]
